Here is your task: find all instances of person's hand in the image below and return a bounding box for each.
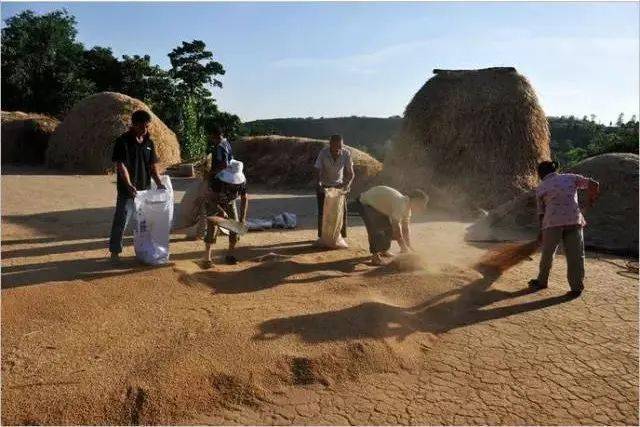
[127,184,137,197]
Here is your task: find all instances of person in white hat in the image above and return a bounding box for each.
[202,158,249,268]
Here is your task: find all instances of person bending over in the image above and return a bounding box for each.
[356,185,428,266]
[203,159,249,268]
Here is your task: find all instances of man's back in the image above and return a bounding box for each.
[359,185,410,222]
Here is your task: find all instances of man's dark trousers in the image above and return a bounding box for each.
[317,187,347,238]
[356,197,392,254]
[109,194,135,254]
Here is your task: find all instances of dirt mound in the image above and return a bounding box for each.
[466,153,639,255]
[232,135,382,195]
[46,92,181,172]
[383,67,550,211]
[1,111,59,164]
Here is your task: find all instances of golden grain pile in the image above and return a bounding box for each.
[1,111,60,164]
[466,153,639,256]
[232,135,383,195]
[46,92,181,172]
[383,67,550,210]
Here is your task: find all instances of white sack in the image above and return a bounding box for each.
[318,187,348,248]
[133,176,174,265]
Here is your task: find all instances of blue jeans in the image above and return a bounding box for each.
[109,195,134,254]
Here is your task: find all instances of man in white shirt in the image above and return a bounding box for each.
[314,134,355,238]
[357,185,429,265]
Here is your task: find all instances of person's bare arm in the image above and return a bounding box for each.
[116,162,136,196]
[239,194,249,223]
[401,218,413,250]
[342,159,355,192]
[151,162,166,189]
[392,221,409,252]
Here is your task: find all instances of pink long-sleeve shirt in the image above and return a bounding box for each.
[536,172,590,229]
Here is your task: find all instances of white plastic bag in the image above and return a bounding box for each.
[318,187,348,248]
[133,175,174,265]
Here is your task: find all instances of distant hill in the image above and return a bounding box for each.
[243,115,638,164]
[242,116,403,160]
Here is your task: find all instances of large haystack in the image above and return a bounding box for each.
[383,67,550,210]
[46,92,181,172]
[466,153,639,255]
[1,111,59,164]
[231,135,382,195]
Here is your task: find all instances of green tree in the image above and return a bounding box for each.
[82,46,121,92]
[167,40,226,158]
[168,40,225,96]
[1,9,94,116]
[206,111,243,140]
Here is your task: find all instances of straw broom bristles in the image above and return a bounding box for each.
[475,240,540,274]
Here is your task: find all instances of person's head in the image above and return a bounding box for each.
[537,160,558,180]
[130,110,152,137]
[329,134,343,156]
[205,122,224,145]
[407,189,429,215]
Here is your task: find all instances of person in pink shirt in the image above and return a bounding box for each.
[528,161,600,296]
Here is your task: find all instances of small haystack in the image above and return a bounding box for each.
[383,67,550,210]
[1,111,59,164]
[46,92,181,172]
[231,135,382,195]
[466,153,639,255]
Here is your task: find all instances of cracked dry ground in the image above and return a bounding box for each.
[2,171,638,425]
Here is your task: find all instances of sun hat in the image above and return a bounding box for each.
[218,159,246,185]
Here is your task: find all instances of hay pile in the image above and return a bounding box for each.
[46,92,181,172]
[466,153,639,255]
[231,135,383,195]
[383,67,550,210]
[1,111,59,164]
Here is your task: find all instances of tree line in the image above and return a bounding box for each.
[2,9,637,165]
[245,115,639,165]
[549,114,638,166]
[1,9,241,160]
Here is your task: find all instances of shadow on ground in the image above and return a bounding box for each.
[1,249,206,289]
[254,265,577,339]
[181,241,369,294]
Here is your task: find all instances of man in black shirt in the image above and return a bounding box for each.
[109,110,165,260]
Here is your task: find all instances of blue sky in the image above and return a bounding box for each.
[2,2,638,123]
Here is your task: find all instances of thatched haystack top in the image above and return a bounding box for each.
[230,135,382,194]
[46,92,181,172]
[466,153,639,255]
[383,66,550,210]
[1,111,59,164]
